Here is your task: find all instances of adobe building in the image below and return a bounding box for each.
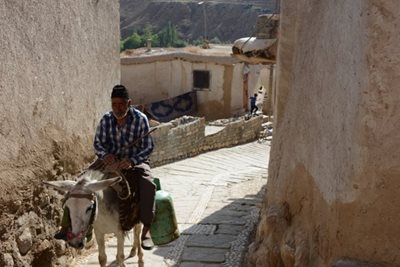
[247,1,400,267]
[232,13,279,117]
[0,0,119,197]
[120,46,269,120]
[0,1,119,265]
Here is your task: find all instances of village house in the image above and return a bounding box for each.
[120,45,271,121]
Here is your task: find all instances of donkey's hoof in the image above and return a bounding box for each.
[117,255,125,267]
[85,238,95,249]
[99,256,107,267]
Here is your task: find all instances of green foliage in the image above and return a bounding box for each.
[149,34,161,47]
[120,22,187,51]
[122,32,143,50]
[141,25,160,47]
[173,39,188,48]
[142,25,154,41]
[191,38,204,46]
[210,37,221,44]
[158,22,180,47]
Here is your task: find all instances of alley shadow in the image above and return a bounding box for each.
[98,185,266,267]
[150,184,266,266]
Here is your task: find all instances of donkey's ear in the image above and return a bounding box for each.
[42,180,77,192]
[86,177,122,192]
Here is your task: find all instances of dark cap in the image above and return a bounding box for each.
[111,85,129,99]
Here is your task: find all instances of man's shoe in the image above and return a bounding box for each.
[141,236,154,250]
[54,229,68,241]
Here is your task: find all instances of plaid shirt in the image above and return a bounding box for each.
[94,106,154,165]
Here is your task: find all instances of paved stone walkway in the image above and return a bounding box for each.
[72,141,270,267]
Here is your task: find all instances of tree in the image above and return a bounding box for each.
[141,25,160,47]
[158,22,185,48]
[174,39,188,48]
[122,32,143,50]
[191,38,204,46]
[119,23,187,51]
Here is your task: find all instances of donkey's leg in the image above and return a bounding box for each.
[130,223,144,267]
[94,229,107,267]
[116,231,126,267]
[129,223,140,257]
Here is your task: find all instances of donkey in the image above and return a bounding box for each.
[43,170,144,267]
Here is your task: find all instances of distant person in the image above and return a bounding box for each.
[250,93,258,115]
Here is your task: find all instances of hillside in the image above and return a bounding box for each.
[120,0,279,42]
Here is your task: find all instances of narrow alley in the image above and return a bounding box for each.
[73,140,270,267]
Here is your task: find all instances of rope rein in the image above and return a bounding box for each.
[115,171,132,200]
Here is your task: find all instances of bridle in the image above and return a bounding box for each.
[64,192,97,241]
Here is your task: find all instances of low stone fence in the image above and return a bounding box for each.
[150,115,264,167]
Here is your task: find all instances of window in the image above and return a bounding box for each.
[193,70,210,90]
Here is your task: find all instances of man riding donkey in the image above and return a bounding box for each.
[55,84,156,250]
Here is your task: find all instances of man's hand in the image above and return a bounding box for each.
[119,159,133,170]
[103,158,133,173]
[103,154,117,165]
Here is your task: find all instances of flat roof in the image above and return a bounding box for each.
[121,45,241,65]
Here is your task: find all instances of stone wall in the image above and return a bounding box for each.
[150,116,264,166]
[0,1,120,266]
[247,1,400,267]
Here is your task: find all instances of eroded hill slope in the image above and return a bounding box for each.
[120,0,278,41]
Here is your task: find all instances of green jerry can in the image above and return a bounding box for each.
[150,178,180,245]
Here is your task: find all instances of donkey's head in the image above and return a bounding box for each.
[43,170,121,249]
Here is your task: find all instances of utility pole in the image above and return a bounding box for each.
[198,1,210,49]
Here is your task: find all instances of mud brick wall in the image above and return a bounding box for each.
[247,1,400,267]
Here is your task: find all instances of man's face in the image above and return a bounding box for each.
[111,97,131,119]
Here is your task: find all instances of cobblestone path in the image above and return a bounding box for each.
[73,141,270,267]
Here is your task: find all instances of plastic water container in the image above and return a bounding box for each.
[150,178,180,245]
